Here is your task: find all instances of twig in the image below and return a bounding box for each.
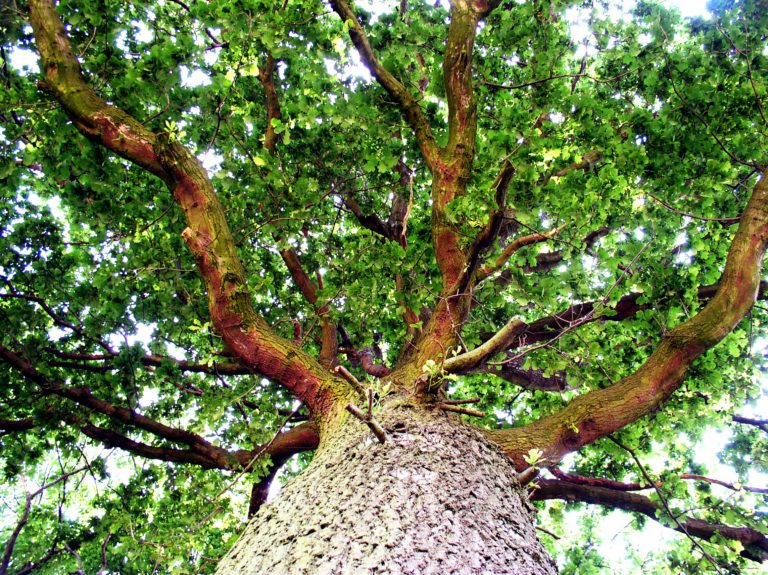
[440,397,481,405]
[1,466,88,575]
[62,542,85,575]
[609,436,725,574]
[334,365,366,394]
[491,241,651,366]
[480,69,633,91]
[95,531,111,575]
[680,473,768,495]
[646,192,740,224]
[665,56,759,170]
[346,403,387,443]
[433,404,486,418]
[535,525,561,540]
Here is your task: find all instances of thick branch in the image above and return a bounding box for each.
[359,347,392,377]
[532,479,768,562]
[442,2,479,160]
[79,422,226,468]
[338,341,392,378]
[443,318,526,373]
[507,281,768,351]
[0,343,319,469]
[0,418,36,435]
[248,465,280,518]
[328,0,437,166]
[258,53,282,153]
[484,172,768,466]
[427,2,481,291]
[278,247,338,368]
[733,414,768,433]
[82,419,317,471]
[453,159,514,294]
[548,468,646,491]
[29,0,345,415]
[342,194,391,239]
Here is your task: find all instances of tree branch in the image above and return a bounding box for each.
[505,281,768,351]
[733,414,768,434]
[0,343,319,470]
[0,417,36,435]
[0,285,114,354]
[359,347,392,378]
[476,226,564,283]
[28,0,346,415]
[548,467,647,491]
[463,359,569,392]
[328,0,437,167]
[278,246,338,368]
[1,466,88,575]
[341,193,391,239]
[258,53,282,153]
[452,159,514,294]
[443,318,526,373]
[78,422,228,469]
[548,467,768,494]
[258,49,339,370]
[531,479,768,562]
[679,473,768,495]
[484,171,768,467]
[537,150,604,189]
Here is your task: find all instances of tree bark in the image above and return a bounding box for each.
[216,400,557,574]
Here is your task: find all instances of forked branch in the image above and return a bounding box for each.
[484,171,768,467]
[28,0,346,415]
[532,479,768,562]
[329,0,437,166]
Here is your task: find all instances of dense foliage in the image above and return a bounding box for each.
[1,0,767,572]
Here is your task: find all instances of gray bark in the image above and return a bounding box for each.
[216,400,557,574]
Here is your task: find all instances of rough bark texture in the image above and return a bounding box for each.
[216,401,556,575]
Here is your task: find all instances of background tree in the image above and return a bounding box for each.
[1,0,767,573]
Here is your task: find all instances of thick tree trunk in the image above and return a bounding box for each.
[216,400,557,574]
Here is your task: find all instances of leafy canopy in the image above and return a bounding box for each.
[1,0,767,573]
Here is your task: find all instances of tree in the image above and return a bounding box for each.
[0,0,767,571]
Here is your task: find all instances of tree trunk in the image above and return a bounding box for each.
[216,400,557,574]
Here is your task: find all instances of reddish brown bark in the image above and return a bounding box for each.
[1,341,318,470]
[28,0,349,421]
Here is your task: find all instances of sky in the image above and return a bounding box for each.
[7,0,713,74]
[6,0,765,571]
